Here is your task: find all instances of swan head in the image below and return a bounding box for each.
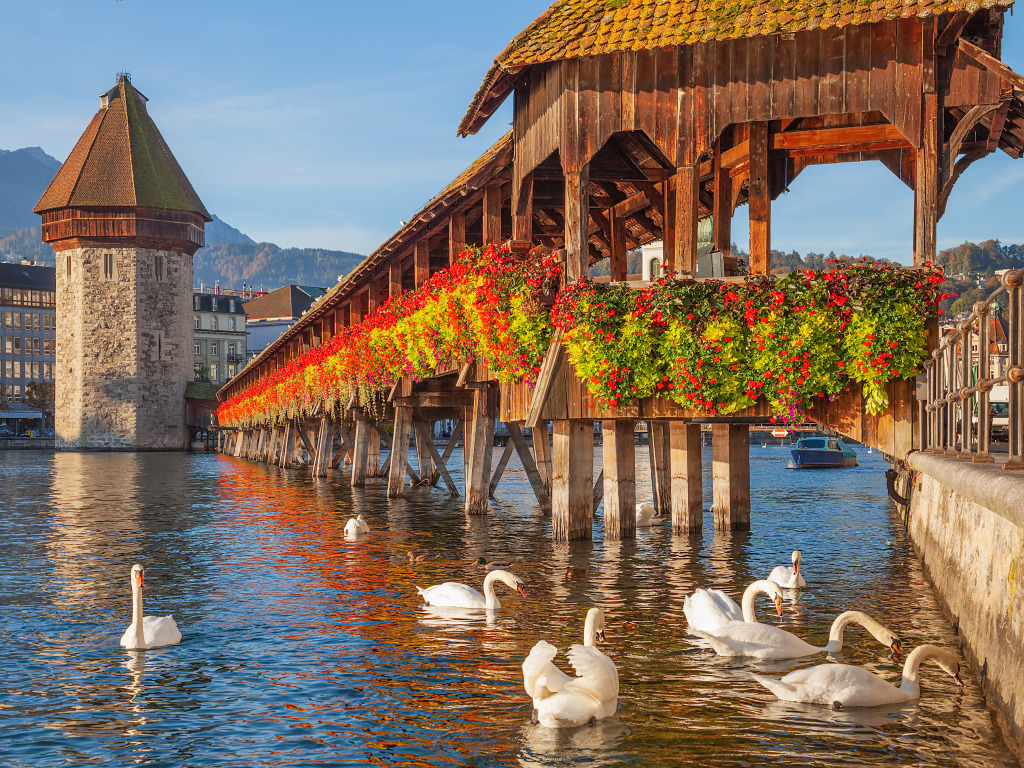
[584,607,606,643]
[791,550,802,574]
[131,564,145,589]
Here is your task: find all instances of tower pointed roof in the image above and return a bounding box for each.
[35,75,211,220]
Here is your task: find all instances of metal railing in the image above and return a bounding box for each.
[921,268,1023,468]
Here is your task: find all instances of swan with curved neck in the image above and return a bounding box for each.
[695,610,901,659]
[522,608,619,727]
[684,579,784,633]
[416,569,527,610]
[524,607,606,709]
[753,644,964,707]
[768,550,807,588]
[119,564,182,650]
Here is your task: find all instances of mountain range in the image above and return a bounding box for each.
[0,146,365,290]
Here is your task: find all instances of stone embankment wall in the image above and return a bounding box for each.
[906,452,1024,761]
[55,246,191,450]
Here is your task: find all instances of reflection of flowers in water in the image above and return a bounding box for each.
[518,717,630,767]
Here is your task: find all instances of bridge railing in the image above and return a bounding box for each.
[922,268,1023,468]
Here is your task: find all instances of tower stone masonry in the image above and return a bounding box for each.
[35,75,211,450]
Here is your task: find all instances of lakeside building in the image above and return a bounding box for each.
[244,285,326,360]
[0,261,56,405]
[193,292,247,384]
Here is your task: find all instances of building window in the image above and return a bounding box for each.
[194,342,201,355]
[230,317,237,331]
[103,253,115,279]
[210,341,218,356]
[194,316,200,329]
[12,337,21,354]
[155,253,165,282]
[44,363,52,379]
[209,363,219,382]
[227,363,236,378]
[210,316,218,331]
[194,363,203,381]
[43,339,53,355]
[228,343,236,356]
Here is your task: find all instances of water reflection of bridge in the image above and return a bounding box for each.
[219,3,1024,542]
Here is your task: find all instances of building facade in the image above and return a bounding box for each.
[193,292,247,384]
[34,75,211,450]
[244,285,326,360]
[0,262,56,404]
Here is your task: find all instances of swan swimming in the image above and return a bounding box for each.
[416,569,527,610]
[523,606,606,709]
[523,608,619,727]
[695,610,901,659]
[344,515,370,538]
[119,564,182,650]
[635,501,658,527]
[684,579,783,634]
[753,644,963,707]
[768,550,807,588]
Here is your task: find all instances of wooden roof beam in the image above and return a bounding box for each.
[958,39,1024,95]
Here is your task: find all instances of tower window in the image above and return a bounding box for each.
[66,255,71,280]
[155,254,165,282]
[103,253,114,279]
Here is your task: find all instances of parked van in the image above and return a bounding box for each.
[991,385,1010,442]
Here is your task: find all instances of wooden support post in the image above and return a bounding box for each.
[389,261,402,299]
[602,420,636,540]
[488,437,516,496]
[564,166,590,280]
[662,180,676,272]
[296,422,316,464]
[414,240,431,288]
[552,419,594,541]
[279,423,294,468]
[449,210,466,266]
[648,421,671,516]
[676,166,700,275]
[670,422,703,534]
[483,183,503,244]
[512,172,534,248]
[312,417,333,477]
[508,421,551,511]
[417,422,460,497]
[748,121,771,275]
[367,429,381,477]
[465,384,496,514]
[413,417,435,485]
[368,278,382,315]
[441,419,464,466]
[335,422,355,467]
[532,419,553,494]
[915,94,941,265]
[713,146,732,260]
[711,423,751,531]
[388,407,413,497]
[610,211,627,281]
[352,417,371,487]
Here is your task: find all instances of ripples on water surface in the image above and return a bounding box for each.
[0,447,1015,767]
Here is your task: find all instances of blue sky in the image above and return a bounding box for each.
[2,1,1022,264]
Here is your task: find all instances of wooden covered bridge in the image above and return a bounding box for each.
[218,0,1024,540]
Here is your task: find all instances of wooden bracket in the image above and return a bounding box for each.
[525,329,565,429]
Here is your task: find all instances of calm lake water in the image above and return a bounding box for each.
[0,445,1016,767]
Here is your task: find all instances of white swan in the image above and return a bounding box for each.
[635,501,657,527]
[694,610,901,659]
[753,644,964,707]
[768,550,807,588]
[416,569,526,610]
[684,579,783,633]
[524,607,605,709]
[523,609,619,727]
[119,564,182,650]
[344,514,370,538]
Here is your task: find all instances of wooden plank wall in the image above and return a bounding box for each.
[512,19,995,183]
[500,368,918,458]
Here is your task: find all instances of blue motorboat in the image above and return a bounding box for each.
[787,436,858,469]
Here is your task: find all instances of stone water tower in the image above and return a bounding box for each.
[34,75,211,450]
